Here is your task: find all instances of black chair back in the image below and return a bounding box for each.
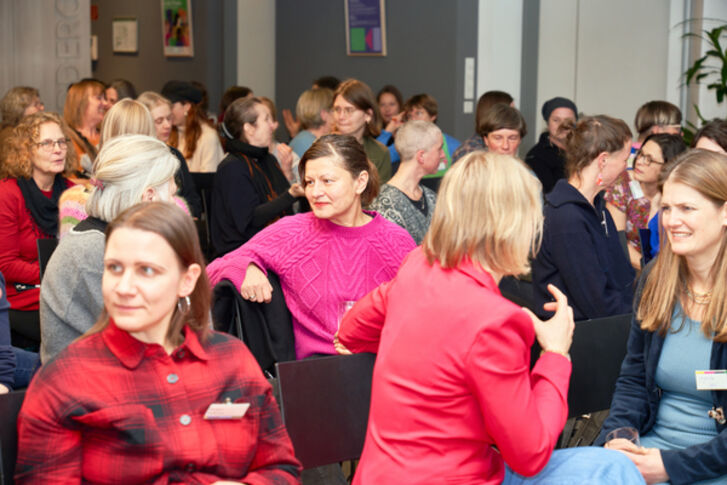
[531,313,632,417]
[275,353,375,469]
[36,238,59,281]
[0,390,26,485]
[189,172,216,260]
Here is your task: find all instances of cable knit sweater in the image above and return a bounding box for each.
[207,211,415,358]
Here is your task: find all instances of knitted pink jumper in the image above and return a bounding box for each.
[207,212,416,358]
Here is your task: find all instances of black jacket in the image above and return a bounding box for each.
[525,132,567,194]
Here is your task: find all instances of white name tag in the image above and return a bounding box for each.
[629,179,644,199]
[695,370,727,390]
[204,402,250,420]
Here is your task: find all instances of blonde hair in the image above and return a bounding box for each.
[394,120,442,161]
[296,88,334,130]
[137,91,172,112]
[1,86,40,127]
[638,149,727,341]
[99,99,155,146]
[85,134,179,222]
[2,112,77,179]
[423,151,543,274]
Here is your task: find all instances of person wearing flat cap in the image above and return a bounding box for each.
[161,80,224,173]
[525,97,577,194]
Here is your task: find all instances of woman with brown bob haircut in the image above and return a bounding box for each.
[332,79,392,183]
[207,134,415,359]
[598,149,727,484]
[0,111,77,343]
[16,201,301,483]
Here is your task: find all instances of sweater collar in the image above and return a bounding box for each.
[103,319,209,369]
[226,139,269,159]
[546,179,606,211]
[313,210,385,238]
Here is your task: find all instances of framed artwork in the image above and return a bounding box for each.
[162,0,194,57]
[345,0,387,56]
[112,17,138,54]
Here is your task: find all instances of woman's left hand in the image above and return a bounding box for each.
[333,331,352,355]
[277,143,294,178]
[613,446,668,484]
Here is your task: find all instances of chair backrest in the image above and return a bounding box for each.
[189,172,216,259]
[0,390,26,485]
[36,238,59,281]
[530,313,632,418]
[275,353,375,469]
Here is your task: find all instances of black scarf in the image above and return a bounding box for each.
[16,175,67,236]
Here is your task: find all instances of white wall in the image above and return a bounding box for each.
[236,0,275,100]
[536,0,673,135]
[476,0,523,104]
[0,0,91,113]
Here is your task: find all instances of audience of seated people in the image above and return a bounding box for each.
[211,96,304,258]
[598,149,727,484]
[332,79,392,183]
[6,71,727,484]
[337,150,644,484]
[17,202,302,483]
[533,115,635,320]
[452,89,514,162]
[368,120,442,244]
[606,133,686,269]
[0,112,76,348]
[207,134,415,359]
[525,96,578,193]
[162,80,224,172]
[40,134,179,363]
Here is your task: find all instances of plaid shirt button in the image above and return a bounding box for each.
[180,414,191,426]
[167,373,179,384]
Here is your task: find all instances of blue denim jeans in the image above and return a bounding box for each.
[503,447,645,484]
[12,346,40,389]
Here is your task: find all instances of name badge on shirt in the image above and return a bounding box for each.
[204,400,250,420]
[629,179,644,199]
[695,370,727,390]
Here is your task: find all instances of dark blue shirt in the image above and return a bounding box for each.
[0,271,16,389]
[532,179,635,320]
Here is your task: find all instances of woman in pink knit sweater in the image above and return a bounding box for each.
[206,134,415,358]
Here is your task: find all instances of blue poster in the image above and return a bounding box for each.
[346,0,386,56]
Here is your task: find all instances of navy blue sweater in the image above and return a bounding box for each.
[0,272,16,389]
[532,179,635,320]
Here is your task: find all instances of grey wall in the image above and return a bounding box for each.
[90,0,230,112]
[275,0,478,141]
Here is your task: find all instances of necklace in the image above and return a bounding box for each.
[686,286,712,305]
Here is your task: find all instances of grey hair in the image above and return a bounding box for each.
[86,134,179,222]
[394,120,443,161]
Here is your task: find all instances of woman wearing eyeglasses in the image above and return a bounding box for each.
[0,112,76,345]
[606,134,686,269]
[332,79,392,183]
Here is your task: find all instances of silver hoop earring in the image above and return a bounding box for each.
[177,295,191,314]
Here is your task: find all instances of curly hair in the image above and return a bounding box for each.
[0,86,40,127]
[2,112,77,179]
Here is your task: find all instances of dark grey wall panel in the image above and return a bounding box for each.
[520,0,540,152]
[275,0,477,141]
[90,0,225,112]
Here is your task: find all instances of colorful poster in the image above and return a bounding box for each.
[162,0,194,57]
[345,0,387,56]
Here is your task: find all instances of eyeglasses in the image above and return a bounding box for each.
[332,106,359,117]
[36,138,70,152]
[635,152,664,167]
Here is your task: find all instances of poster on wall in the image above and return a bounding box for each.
[113,18,138,54]
[161,0,194,57]
[345,0,387,56]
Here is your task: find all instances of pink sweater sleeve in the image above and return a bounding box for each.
[466,310,571,477]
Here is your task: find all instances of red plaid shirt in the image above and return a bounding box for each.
[15,321,301,484]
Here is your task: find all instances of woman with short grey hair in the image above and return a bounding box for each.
[39,134,179,363]
[368,120,442,244]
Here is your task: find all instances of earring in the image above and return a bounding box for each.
[596,173,603,186]
[177,295,191,314]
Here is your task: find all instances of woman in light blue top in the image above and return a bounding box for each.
[597,149,727,484]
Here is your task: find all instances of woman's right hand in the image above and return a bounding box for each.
[524,284,574,355]
[385,113,404,134]
[288,183,305,198]
[240,264,273,303]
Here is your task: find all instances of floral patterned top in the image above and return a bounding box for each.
[604,170,650,253]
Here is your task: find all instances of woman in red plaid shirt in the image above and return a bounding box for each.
[15,201,301,484]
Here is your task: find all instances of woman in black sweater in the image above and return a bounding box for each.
[211,97,304,257]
